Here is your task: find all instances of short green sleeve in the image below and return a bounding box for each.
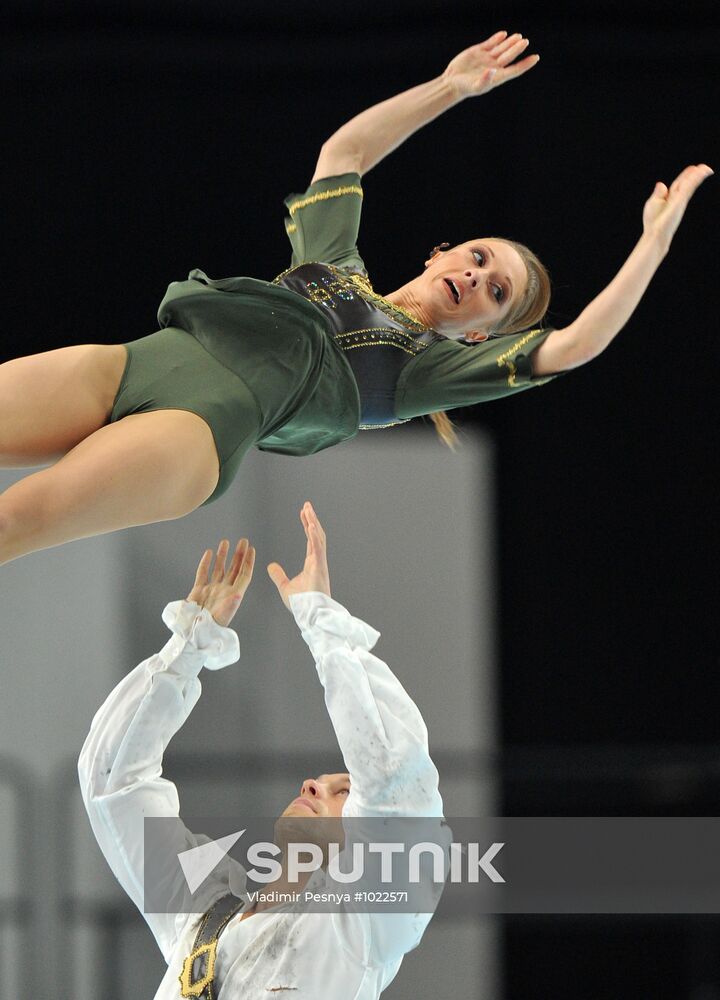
[395,327,560,419]
[284,173,367,275]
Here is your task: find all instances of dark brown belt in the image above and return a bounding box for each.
[179,893,247,999]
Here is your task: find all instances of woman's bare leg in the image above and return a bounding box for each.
[0,410,220,565]
[0,344,127,466]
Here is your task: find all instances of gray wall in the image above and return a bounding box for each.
[0,426,499,998]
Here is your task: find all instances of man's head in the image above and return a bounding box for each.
[274,774,351,861]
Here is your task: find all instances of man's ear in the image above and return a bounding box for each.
[464,330,489,342]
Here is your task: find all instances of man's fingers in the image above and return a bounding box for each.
[212,539,230,581]
[228,538,248,583]
[232,541,255,587]
[304,518,319,562]
[193,549,213,591]
[304,501,327,546]
[267,562,289,591]
[299,505,313,560]
[241,544,256,583]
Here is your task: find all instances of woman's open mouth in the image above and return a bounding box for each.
[444,278,461,304]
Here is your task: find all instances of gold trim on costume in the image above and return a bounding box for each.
[348,272,374,295]
[286,222,297,234]
[495,329,542,387]
[179,940,218,998]
[272,262,433,333]
[288,185,363,215]
[341,338,420,356]
[334,328,428,355]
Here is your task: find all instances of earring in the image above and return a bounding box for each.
[428,242,450,258]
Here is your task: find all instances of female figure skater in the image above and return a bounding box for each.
[0,31,712,565]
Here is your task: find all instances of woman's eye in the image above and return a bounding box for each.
[472,250,485,266]
[492,284,504,304]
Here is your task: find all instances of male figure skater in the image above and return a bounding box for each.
[78,502,444,998]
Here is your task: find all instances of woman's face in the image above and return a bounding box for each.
[419,239,528,339]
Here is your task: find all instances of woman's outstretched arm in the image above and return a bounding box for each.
[532,163,714,375]
[312,31,539,182]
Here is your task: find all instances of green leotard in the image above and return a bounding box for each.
[110,173,557,502]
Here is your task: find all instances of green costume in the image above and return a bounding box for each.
[110,172,557,502]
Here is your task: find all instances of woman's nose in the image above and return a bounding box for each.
[464,269,479,288]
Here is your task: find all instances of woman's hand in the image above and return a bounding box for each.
[267,502,331,610]
[532,162,713,376]
[442,31,539,100]
[642,163,714,254]
[186,538,256,627]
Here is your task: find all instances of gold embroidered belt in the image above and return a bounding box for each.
[179,893,246,999]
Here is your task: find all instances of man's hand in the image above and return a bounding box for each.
[267,502,331,610]
[642,164,713,255]
[442,31,539,100]
[186,538,256,627]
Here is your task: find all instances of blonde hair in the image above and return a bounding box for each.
[430,239,551,447]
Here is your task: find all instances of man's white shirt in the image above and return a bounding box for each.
[78,592,444,998]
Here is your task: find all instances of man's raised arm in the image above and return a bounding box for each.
[268,503,442,820]
[268,503,446,969]
[77,539,254,961]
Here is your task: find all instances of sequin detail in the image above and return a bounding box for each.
[359,419,411,431]
[273,262,432,333]
[303,274,358,309]
[335,328,427,357]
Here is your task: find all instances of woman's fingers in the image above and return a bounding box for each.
[490,32,524,59]
[496,36,530,66]
[670,163,713,199]
[500,53,540,79]
[479,31,508,50]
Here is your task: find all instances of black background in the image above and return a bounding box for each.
[2,1,719,996]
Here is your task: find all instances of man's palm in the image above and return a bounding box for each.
[267,502,331,609]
